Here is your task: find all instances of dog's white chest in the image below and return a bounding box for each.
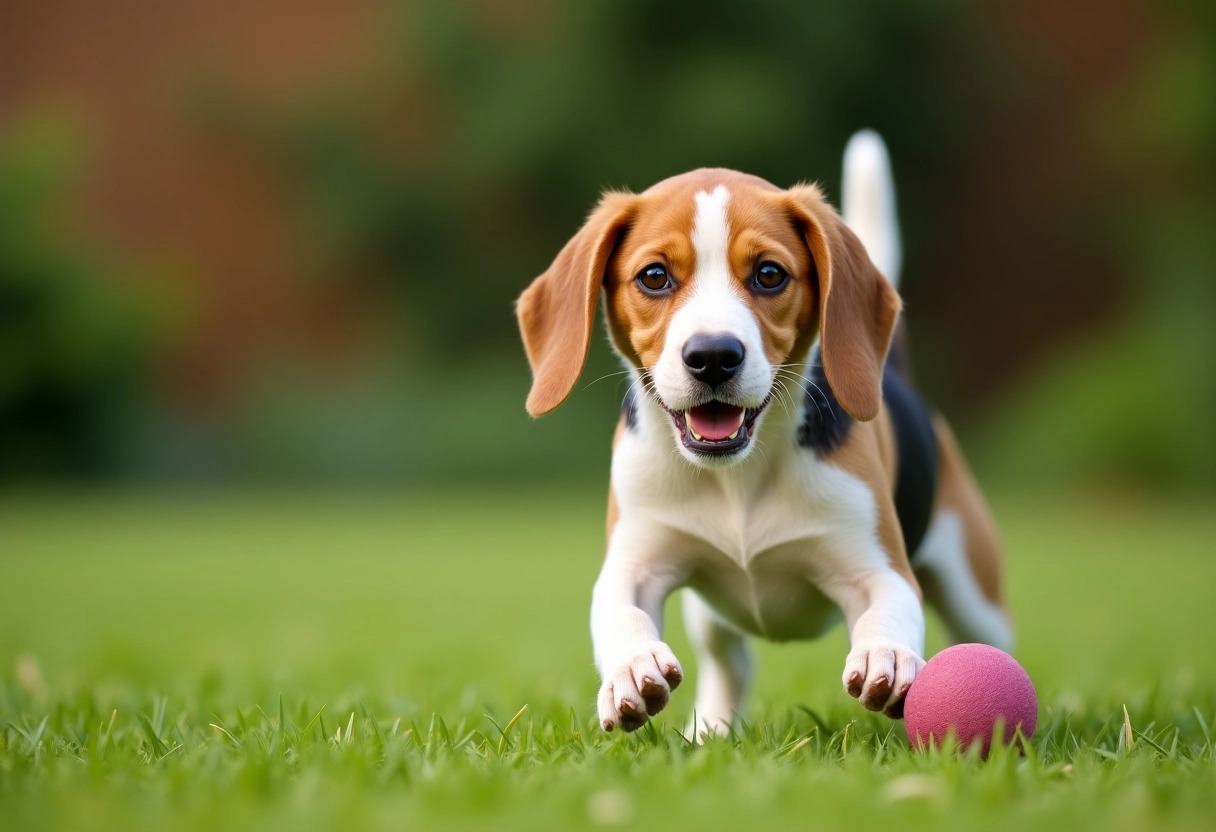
[612,422,880,641]
[685,539,845,641]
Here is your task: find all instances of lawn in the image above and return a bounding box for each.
[2,486,1215,831]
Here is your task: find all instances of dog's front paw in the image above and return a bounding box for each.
[843,642,924,718]
[597,642,683,732]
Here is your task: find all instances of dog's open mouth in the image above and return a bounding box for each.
[662,397,770,456]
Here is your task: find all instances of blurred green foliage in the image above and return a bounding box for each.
[0,116,161,479]
[218,0,995,483]
[1,0,1213,489]
[274,0,984,359]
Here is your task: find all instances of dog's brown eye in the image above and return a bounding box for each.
[753,262,789,293]
[636,264,674,294]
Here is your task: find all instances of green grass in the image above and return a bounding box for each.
[2,487,1215,831]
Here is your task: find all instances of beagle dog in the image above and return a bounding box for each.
[517,131,1011,738]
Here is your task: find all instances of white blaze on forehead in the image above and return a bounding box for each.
[683,184,752,332]
[691,185,732,292]
[647,182,773,418]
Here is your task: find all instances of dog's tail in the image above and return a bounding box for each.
[841,129,902,289]
[842,129,909,375]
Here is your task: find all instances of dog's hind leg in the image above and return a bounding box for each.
[913,416,1014,651]
[682,589,752,741]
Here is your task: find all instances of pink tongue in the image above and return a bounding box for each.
[688,403,744,441]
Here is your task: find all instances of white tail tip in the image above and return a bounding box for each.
[842,129,902,287]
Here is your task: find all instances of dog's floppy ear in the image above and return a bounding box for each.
[786,184,901,422]
[517,192,635,417]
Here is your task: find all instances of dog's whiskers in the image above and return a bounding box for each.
[582,368,639,391]
[770,379,798,419]
[775,368,827,423]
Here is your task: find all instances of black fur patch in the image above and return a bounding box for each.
[796,348,938,559]
[796,348,853,454]
[622,385,638,430]
[882,371,938,559]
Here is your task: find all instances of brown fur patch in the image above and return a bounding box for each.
[724,187,818,368]
[602,178,701,369]
[517,192,636,416]
[606,417,625,543]
[787,187,901,421]
[823,412,922,600]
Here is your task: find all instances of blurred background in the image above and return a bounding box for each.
[2,0,1214,490]
[3,11,1216,827]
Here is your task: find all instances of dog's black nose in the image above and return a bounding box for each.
[682,334,745,388]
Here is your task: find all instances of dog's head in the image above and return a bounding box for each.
[517,169,900,466]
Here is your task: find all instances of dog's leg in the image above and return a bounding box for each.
[914,417,1013,650]
[591,532,685,733]
[816,555,926,719]
[682,589,751,741]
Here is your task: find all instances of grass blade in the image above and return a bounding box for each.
[139,715,169,758]
[209,722,242,749]
[796,705,833,737]
[1193,707,1211,748]
[275,694,287,754]
[1133,729,1169,756]
[494,704,528,756]
[299,705,327,745]
[362,701,387,748]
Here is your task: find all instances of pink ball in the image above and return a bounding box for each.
[904,643,1038,756]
